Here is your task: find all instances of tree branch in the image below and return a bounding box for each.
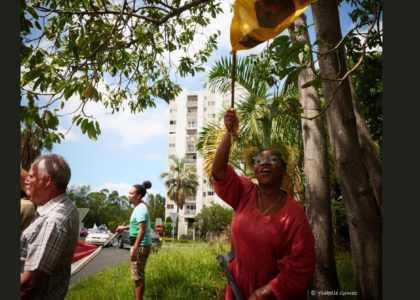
[33,0,208,26]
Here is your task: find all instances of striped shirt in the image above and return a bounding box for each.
[21,193,79,299]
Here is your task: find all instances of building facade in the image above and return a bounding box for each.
[165,89,231,238]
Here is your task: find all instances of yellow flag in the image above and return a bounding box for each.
[230,0,312,53]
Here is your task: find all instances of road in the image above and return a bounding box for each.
[70,244,129,288]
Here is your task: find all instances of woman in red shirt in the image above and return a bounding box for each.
[212,108,315,300]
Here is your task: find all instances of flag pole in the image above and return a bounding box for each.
[231,52,237,108]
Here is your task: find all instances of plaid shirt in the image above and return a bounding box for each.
[21,193,79,299]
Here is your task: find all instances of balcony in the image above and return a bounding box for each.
[186,136,197,143]
[184,209,197,217]
[186,143,196,153]
[187,100,198,107]
[187,96,198,107]
[185,159,197,165]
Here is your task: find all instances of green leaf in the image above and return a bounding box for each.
[87,122,97,140]
[34,21,42,30]
[80,119,89,134]
[27,5,38,19]
[64,85,74,100]
[75,116,83,126]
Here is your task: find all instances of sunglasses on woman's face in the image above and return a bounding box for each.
[252,155,281,165]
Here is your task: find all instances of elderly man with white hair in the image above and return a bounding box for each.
[20,154,79,300]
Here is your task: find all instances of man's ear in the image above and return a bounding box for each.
[44,176,53,188]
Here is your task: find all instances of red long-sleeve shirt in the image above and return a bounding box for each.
[213,165,315,299]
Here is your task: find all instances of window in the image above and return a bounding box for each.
[208,101,215,106]
[170,120,176,125]
[169,131,175,135]
[203,192,206,197]
[188,120,196,128]
[166,204,174,209]
[207,191,214,196]
[169,143,175,147]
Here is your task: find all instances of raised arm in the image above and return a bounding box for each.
[211,108,239,181]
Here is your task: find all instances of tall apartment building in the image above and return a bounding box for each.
[165,89,231,238]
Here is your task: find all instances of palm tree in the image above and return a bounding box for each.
[198,56,304,196]
[20,99,62,170]
[160,156,199,237]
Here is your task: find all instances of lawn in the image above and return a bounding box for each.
[67,242,229,300]
[66,242,355,299]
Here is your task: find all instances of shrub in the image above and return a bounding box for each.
[195,203,233,238]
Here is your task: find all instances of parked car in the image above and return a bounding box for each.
[79,227,88,237]
[85,228,113,246]
[117,229,162,251]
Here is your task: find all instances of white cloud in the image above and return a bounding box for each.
[100,103,169,150]
[90,182,131,197]
[208,1,234,51]
[58,88,169,150]
[162,1,234,71]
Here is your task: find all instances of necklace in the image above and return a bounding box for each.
[258,190,283,216]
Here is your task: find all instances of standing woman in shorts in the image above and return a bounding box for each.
[116,181,152,300]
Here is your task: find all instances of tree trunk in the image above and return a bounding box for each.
[311,1,382,299]
[290,14,340,297]
[348,76,383,216]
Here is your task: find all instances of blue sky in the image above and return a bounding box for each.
[51,2,357,198]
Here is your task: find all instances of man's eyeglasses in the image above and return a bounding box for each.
[252,155,281,165]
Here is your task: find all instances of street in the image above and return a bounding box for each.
[70,244,129,288]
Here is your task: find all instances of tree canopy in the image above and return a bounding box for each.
[147,193,166,223]
[195,202,233,238]
[68,185,167,231]
[21,0,223,144]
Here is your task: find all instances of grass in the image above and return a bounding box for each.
[66,242,230,300]
[67,263,134,300]
[66,242,356,300]
[335,251,357,296]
